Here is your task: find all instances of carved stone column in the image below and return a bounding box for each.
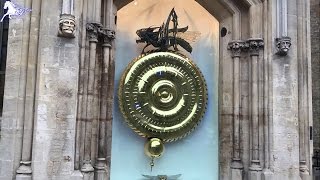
[58,0,76,38]
[262,0,274,179]
[80,23,100,180]
[247,38,264,180]
[95,28,115,180]
[297,0,311,179]
[228,40,245,180]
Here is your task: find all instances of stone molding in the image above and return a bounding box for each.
[227,39,264,56]
[16,161,32,174]
[275,36,291,56]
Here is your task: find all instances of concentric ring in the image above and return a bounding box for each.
[118,52,208,142]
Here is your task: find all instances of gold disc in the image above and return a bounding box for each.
[118,52,208,142]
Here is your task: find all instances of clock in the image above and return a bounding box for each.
[118,51,208,169]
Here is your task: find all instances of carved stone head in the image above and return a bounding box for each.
[58,14,76,38]
[276,36,291,56]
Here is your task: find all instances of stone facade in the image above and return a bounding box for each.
[312,0,320,151]
[0,0,315,180]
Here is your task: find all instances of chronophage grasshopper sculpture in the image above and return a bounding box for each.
[136,8,195,54]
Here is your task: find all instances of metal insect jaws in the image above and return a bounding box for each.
[142,174,182,180]
[136,8,194,54]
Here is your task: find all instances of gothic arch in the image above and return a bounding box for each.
[107,0,269,179]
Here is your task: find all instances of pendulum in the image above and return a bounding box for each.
[144,138,165,171]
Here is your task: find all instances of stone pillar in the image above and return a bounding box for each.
[58,0,76,38]
[228,40,245,180]
[80,22,100,180]
[297,0,311,179]
[262,0,274,179]
[15,0,41,179]
[95,28,115,180]
[73,0,88,177]
[248,38,264,180]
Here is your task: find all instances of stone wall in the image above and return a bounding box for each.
[0,0,315,180]
[312,0,320,151]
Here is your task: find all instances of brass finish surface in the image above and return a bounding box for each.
[144,138,165,158]
[118,52,207,142]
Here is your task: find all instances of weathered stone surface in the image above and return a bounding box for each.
[312,0,320,151]
[0,0,315,179]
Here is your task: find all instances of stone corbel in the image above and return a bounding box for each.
[276,36,291,56]
[58,0,75,38]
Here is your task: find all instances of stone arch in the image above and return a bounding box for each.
[110,0,266,179]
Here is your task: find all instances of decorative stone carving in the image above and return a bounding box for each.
[227,40,245,57]
[246,38,264,55]
[58,14,76,38]
[86,23,101,42]
[276,36,291,56]
[86,22,115,43]
[100,28,116,46]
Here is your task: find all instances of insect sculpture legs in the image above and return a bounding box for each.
[162,8,179,51]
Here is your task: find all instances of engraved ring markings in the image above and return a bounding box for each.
[118,52,208,142]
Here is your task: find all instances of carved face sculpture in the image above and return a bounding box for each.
[278,40,291,53]
[276,37,291,55]
[60,18,75,35]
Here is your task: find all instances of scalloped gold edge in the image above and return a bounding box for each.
[118,51,208,142]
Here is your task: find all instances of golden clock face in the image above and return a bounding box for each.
[118,52,207,142]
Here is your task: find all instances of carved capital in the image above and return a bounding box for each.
[227,40,245,57]
[86,23,116,44]
[58,14,76,38]
[246,38,264,56]
[276,36,291,56]
[100,28,115,47]
[86,23,102,42]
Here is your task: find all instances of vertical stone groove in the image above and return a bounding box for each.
[297,0,311,178]
[74,0,88,171]
[16,0,42,179]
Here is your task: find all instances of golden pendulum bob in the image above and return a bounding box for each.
[144,138,165,171]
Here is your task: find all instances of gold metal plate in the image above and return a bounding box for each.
[118,52,207,142]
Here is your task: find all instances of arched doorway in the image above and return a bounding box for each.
[112,0,219,179]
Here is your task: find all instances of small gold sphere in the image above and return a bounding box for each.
[144,138,165,158]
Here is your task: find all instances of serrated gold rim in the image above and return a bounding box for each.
[118,51,208,142]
